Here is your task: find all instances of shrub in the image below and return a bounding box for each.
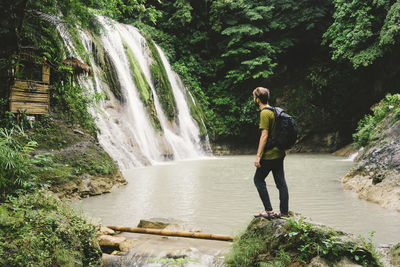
[0,127,37,198]
[0,190,102,266]
[353,93,400,147]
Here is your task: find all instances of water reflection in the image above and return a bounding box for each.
[74,154,400,244]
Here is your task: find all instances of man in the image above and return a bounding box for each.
[252,87,289,218]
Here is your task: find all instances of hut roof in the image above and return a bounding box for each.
[61,57,92,76]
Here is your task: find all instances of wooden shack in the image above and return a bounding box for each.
[9,48,50,115]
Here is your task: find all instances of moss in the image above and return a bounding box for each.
[54,143,118,177]
[145,37,177,121]
[26,115,119,187]
[226,217,383,267]
[103,50,125,102]
[122,39,161,131]
[186,89,208,137]
[30,117,82,150]
[0,190,102,266]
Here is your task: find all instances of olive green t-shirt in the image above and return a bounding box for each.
[259,108,286,160]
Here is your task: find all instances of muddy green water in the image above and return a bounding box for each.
[75,154,400,244]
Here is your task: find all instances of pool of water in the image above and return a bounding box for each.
[74,154,400,244]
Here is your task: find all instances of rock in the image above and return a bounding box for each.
[334,257,362,267]
[342,170,400,211]
[332,143,358,157]
[137,218,202,232]
[308,256,330,267]
[165,248,196,259]
[119,240,135,252]
[226,215,382,267]
[89,177,113,195]
[102,253,122,267]
[73,129,85,135]
[291,131,343,153]
[99,226,115,235]
[164,222,201,233]
[98,235,126,247]
[137,218,176,229]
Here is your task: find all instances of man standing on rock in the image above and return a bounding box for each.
[252,87,289,218]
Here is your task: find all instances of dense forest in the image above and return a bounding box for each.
[1,1,400,265]
[1,0,400,146]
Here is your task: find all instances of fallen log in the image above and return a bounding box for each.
[106,225,234,242]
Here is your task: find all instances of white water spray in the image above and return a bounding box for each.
[57,15,211,169]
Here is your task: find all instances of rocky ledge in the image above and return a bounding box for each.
[50,170,127,199]
[341,109,400,212]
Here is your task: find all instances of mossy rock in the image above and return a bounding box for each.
[145,37,177,122]
[225,216,382,267]
[103,49,125,102]
[186,89,208,138]
[122,39,161,131]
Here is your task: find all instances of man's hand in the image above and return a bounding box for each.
[254,156,261,168]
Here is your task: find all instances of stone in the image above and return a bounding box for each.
[102,253,122,267]
[164,222,202,233]
[165,248,195,259]
[89,178,113,195]
[99,226,115,235]
[137,218,176,229]
[308,256,330,267]
[98,235,126,247]
[119,240,135,252]
[334,257,362,267]
[73,129,85,135]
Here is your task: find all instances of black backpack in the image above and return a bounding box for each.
[263,106,297,150]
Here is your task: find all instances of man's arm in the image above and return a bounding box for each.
[254,129,268,168]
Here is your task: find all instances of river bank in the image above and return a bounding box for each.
[339,94,400,212]
[29,114,127,199]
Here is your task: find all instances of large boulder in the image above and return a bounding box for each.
[225,215,382,267]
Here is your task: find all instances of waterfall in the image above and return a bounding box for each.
[57,15,211,169]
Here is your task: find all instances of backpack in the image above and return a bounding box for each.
[263,106,297,150]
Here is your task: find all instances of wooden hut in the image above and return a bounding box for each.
[9,48,50,114]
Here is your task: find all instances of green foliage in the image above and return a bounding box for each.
[285,218,382,266]
[52,75,98,136]
[353,93,400,147]
[0,127,37,198]
[324,0,400,67]
[225,228,265,266]
[0,190,102,266]
[27,116,119,185]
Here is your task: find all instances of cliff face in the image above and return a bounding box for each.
[341,94,400,211]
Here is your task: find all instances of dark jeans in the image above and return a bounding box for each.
[254,158,289,214]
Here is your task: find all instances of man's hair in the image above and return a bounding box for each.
[253,87,270,104]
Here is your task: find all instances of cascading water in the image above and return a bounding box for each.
[57,15,211,169]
